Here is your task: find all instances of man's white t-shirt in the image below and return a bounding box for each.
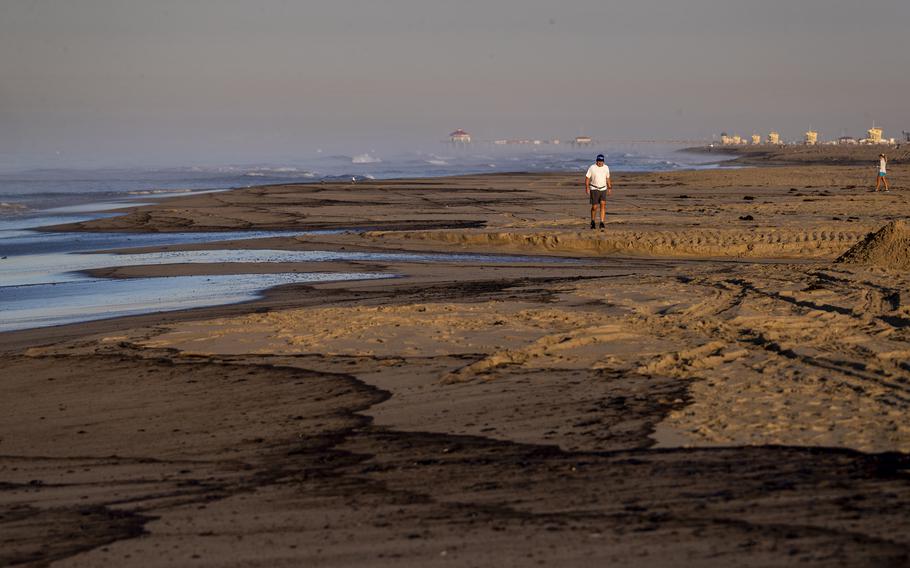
[586,164,611,189]
[880,158,887,173]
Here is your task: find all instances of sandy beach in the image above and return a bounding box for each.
[2,164,910,566]
[685,143,910,167]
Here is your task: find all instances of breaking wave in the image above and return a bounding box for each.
[241,167,316,178]
[127,188,195,195]
[352,153,382,164]
[0,202,29,215]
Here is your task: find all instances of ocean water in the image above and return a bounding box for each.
[0,227,331,257]
[0,146,712,214]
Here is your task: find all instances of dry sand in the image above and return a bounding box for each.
[685,143,910,167]
[3,165,910,566]
[837,219,910,271]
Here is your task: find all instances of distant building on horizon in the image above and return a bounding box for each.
[864,124,884,144]
[573,136,593,146]
[768,131,781,145]
[838,136,858,145]
[860,124,896,145]
[805,130,818,145]
[449,129,472,144]
[752,134,762,145]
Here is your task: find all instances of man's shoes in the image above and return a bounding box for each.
[590,220,596,230]
[599,221,605,230]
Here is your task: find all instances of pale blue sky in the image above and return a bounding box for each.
[2,0,908,166]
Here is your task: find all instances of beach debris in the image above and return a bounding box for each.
[836,220,910,270]
[739,215,754,221]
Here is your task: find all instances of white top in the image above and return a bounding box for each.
[880,157,887,173]
[586,164,611,189]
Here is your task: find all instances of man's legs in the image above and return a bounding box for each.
[599,200,606,223]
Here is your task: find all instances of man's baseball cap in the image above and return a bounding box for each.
[596,154,605,161]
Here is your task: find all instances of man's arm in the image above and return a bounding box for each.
[585,174,591,194]
[607,175,613,195]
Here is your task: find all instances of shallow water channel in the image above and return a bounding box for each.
[1,222,574,331]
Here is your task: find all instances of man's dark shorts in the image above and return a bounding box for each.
[589,189,607,205]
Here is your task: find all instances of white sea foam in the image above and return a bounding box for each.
[127,189,194,195]
[0,202,29,215]
[352,153,382,164]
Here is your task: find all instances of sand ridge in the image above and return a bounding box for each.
[837,219,910,270]
[362,226,870,259]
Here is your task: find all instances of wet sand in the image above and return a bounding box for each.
[2,165,910,566]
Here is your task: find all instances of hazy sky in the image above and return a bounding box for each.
[2,0,908,167]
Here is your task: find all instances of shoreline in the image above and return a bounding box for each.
[3,165,910,565]
[30,166,904,263]
[681,144,910,167]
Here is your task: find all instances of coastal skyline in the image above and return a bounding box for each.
[2,0,908,168]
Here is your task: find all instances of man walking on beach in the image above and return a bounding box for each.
[875,153,890,192]
[585,154,612,230]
